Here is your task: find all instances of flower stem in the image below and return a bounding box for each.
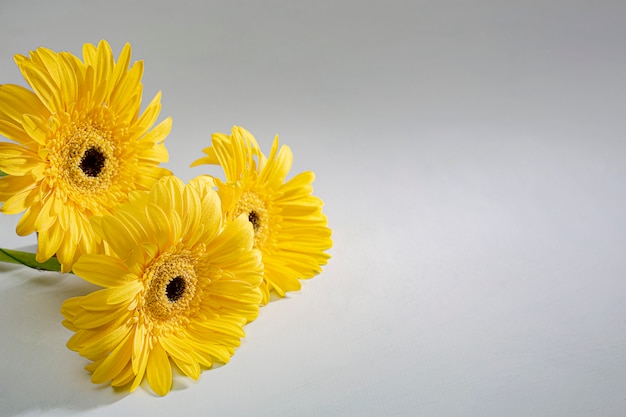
[0,248,62,272]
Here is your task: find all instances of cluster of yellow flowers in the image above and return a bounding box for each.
[0,40,332,395]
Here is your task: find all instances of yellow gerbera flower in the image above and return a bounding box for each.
[61,176,263,396]
[0,40,172,272]
[191,126,332,304]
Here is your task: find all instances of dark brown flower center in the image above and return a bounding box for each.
[166,276,186,302]
[248,210,260,231]
[79,146,106,177]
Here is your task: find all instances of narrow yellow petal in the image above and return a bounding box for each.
[129,326,149,392]
[1,186,38,214]
[73,254,132,288]
[36,224,65,261]
[149,175,184,215]
[82,42,97,67]
[33,192,57,232]
[146,342,172,396]
[0,84,49,124]
[15,205,39,236]
[57,52,79,107]
[98,214,144,259]
[0,120,36,146]
[20,114,48,145]
[160,336,200,380]
[131,91,162,137]
[109,60,143,116]
[72,308,118,329]
[138,117,172,146]
[111,361,135,387]
[0,143,43,175]
[206,214,255,263]
[77,321,132,358]
[109,42,132,96]
[91,40,114,105]
[17,62,62,113]
[171,356,201,381]
[186,180,222,245]
[31,47,61,86]
[91,329,133,384]
[185,334,233,364]
[259,136,293,186]
[145,203,177,251]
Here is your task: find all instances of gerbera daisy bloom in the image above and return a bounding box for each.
[191,126,332,304]
[61,176,263,395]
[0,40,172,272]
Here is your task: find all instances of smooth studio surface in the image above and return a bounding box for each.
[1,1,625,416]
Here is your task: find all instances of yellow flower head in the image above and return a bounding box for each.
[191,126,332,304]
[61,176,263,396]
[0,40,172,272]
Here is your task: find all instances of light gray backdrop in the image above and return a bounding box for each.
[0,1,625,416]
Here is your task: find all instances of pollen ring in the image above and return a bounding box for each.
[143,251,198,323]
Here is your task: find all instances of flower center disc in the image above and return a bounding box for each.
[235,191,271,248]
[54,122,119,196]
[248,210,260,231]
[166,276,186,302]
[143,251,198,324]
[79,147,106,177]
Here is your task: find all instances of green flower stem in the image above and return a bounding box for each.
[0,170,6,177]
[0,248,62,272]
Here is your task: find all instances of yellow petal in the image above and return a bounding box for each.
[258,136,293,186]
[78,283,141,310]
[111,361,135,387]
[15,205,39,236]
[145,202,177,251]
[171,355,200,381]
[31,47,61,86]
[18,62,62,113]
[72,307,119,329]
[0,84,49,124]
[91,329,133,384]
[20,114,49,145]
[98,214,144,259]
[195,317,246,338]
[109,60,143,116]
[77,321,132,358]
[149,175,184,215]
[160,336,200,380]
[187,180,222,245]
[206,214,255,263]
[0,120,36,146]
[73,254,132,287]
[57,52,79,108]
[146,342,172,396]
[34,191,59,231]
[37,224,65,261]
[131,91,162,138]
[129,325,149,392]
[185,334,233,364]
[109,43,132,93]
[90,40,114,106]
[138,117,172,146]
[132,323,148,374]
[82,42,97,67]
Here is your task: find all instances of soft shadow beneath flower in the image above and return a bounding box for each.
[0,263,129,416]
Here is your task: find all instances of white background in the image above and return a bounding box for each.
[1,1,625,416]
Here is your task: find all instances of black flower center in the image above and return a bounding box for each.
[248,210,260,231]
[79,147,106,177]
[165,276,186,302]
